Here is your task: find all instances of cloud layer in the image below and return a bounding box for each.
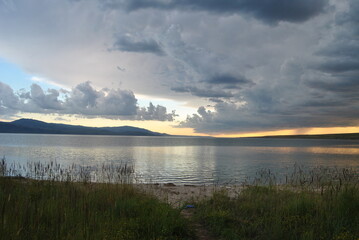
[0,81,176,121]
[103,0,328,23]
[112,34,165,55]
[0,0,358,134]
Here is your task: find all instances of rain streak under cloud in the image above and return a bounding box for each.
[0,0,358,134]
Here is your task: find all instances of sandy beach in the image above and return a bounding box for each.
[135,183,243,207]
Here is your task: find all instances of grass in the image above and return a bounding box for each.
[1,157,359,240]
[0,178,194,240]
[0,157,194,240]
[194,167,359,240]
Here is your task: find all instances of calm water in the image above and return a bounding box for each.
[0,133,358,184]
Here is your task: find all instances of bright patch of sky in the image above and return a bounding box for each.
[0,58,61,91]
[0,58,31,89]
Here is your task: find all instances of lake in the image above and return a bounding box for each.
[0,133,358,184]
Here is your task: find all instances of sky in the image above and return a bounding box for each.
[0,0,359,137]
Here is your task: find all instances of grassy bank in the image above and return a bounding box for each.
[0,177,194,240]
[194,168,359,240]
[1,158,359,240]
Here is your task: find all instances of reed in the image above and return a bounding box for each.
[2,156,358,240]
[0,158,194,240]
[0,156,6,177]
[195,166,359,240]
[0,156,135,184]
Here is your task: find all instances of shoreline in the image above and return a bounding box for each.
[0,175,242,207]
[135,183,243,207]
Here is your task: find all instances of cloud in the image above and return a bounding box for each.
[0,81,19,115]
[102,0,328,23]
[160,25,254,101]
[137,102,177,121]
[171,86,234,99]
[179,100,359,134]
[63,81,138,116]
[112,34,165,55]
[205,74,254,90]
[29,84,64,110]
[314,0,359,67]
[0,81,176,121]
[206,74,252,85]
[1,0,358,134]
[179,55,359,133]
[305,72,359,94]
[317,60,359,73]
[0,81,19,108]
[308,0,359,96]
[0,0,16,11]
[175,1,359,134]
[0,0,323,103]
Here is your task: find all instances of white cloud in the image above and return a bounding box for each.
[0,81,176,121]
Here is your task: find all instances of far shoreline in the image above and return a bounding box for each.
[1,131,359,140]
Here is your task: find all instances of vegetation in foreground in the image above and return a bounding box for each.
[0,178,194,240]
[1,158,359,240]
[195,168,359,240]
[0,158,194,240]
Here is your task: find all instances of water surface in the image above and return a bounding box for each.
[0,133,358,184]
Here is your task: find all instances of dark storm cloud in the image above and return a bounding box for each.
[204,74,254,89]
[171,86,234,98]
[0,81,176,121]
[206,74,252,85]
[302,100,345,108]
[112,35,165,55]
[309,0,359,94]
[317,60,359,73]
[178,0,359,134]
[171,74,253,100]
[102,0,328,23]
[306,74,359,94]
[316,43,359,59]
[315,0,359,59]
[179,100,359,134]
[179,48,359,134]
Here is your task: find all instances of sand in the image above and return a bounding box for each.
[135,183,243,207]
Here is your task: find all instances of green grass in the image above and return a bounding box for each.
[0,178,194,240]
[194,185,359,240]
[1,157,359,240]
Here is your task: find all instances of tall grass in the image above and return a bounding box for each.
[195,166,359,240]
[2,156,359,240]
[244,165,359,190]
[0,157,6,177]
[0,156,135,183]
[0,157,194,240]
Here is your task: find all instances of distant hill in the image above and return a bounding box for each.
[262,133,359,140]
[0,119,168,136]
